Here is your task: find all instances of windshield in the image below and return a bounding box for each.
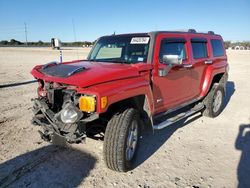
[88,35,150,64]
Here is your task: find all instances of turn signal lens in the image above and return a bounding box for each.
[101,96,108,109]
[79,96,96,112]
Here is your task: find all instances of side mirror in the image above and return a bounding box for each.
[162,55,182,65]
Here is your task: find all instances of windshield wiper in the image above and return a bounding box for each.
[113,59,129,64]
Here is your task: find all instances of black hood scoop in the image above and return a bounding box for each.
[40,62,87,78]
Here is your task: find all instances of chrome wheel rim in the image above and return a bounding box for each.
[213,90,223,113]
[126,120,138,161]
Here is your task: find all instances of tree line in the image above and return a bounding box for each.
[0,39,249,49]
[0,39,95,47]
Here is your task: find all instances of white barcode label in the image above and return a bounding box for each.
[130,37,150,44]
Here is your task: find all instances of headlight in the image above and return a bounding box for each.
[79,96,96,112]
[60,104,79,124]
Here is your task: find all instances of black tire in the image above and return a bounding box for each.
[202,84,225,118]
[103,108,140,172]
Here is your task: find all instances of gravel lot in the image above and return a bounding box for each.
[0,47,249,188]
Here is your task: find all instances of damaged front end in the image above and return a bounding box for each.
[32,80,98,144]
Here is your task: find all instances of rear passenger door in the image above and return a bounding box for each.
[189,38,210,98]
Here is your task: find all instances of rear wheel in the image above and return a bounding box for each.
[103,108,140,172]
[203,84,225,118]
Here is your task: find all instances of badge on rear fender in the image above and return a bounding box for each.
[130,37,150,44]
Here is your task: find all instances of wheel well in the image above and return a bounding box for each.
[107,95,146,115]
[103,95,152,130]
[212,73,224,84]
[206,72,226,97]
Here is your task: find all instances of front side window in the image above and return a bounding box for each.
[159,39,186,62]
[88,35,150,64]
[211,39,225,57]
[191,39,208,59]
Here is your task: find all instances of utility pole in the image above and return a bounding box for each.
[24,22,28,46]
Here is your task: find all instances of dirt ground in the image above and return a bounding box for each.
[0,47,249,188]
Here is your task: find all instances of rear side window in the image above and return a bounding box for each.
[191,38,208,59]
[159,38,186,61]
[211,39,225,57]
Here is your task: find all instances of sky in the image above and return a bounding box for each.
[0,0,249,42]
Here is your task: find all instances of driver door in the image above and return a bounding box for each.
[152,36,194,114]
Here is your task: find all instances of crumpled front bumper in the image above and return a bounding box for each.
[31,98,86,143]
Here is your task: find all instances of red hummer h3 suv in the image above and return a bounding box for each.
[31,29,228,172]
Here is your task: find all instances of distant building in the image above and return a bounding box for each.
[232,46,249,50]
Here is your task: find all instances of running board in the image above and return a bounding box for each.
[153,104,204,130]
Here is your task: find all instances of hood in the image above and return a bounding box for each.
[31,60,151,88]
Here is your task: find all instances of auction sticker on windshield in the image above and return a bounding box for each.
[130,37,150,44]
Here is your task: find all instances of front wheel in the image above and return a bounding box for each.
[202,84,225,118]
[103,108,140,172]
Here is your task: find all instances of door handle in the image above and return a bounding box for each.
[182,64,193,68]
[205,60,213,64]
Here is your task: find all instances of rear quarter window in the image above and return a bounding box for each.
[211,39,225,57]
[191,39,208,59]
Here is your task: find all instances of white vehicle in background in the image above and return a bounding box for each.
[51,38,61,50]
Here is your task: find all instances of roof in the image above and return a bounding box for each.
[149,30,220,37]
[102,29,220,38]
